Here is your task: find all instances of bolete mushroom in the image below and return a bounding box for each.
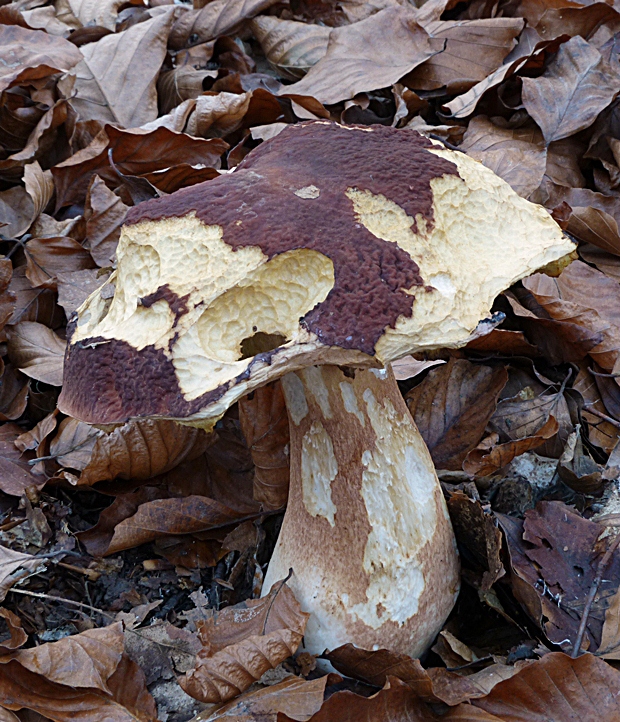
[59,122,574,657]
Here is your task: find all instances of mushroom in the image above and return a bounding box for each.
[59,122,575,657]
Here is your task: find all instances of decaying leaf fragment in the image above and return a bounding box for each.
[180,580,308,703]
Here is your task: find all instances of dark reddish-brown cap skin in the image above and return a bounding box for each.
[60,122,458,423]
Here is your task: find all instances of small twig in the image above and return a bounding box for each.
[583,405,620,430]
[572,531,620,657]
[56,561,100,582]
[588,367,620,379]
[7,588,115,619]
[0,518,27,532]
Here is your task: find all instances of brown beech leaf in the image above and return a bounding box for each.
[24,237,96,290]
[405,18,524,93]
[72,10,175,128]
[0,423,46,497]
[298,677,436,722]
[0,654,157,721]
[521,261,620,371]
[63,0,127,30]
[84,175,129,267]
[0,187,35,239]
[327,645,521,707]
[7,322,65,386]
[105,494,257,555]
[8,266,63,329]
[0,546,46,602]
[180,580,308,703]
[57,269,111,319]
[15,411,58,454]
[562,206,620,255]
[206,676,327,721]
[0,366,30,423]
[447,490,505,590]
[250,16,331,80]
[522,36,620,144]
[460,117,547,198]
[9,623,124,693]
[0,25,81,95]
[0,609,27,654]
[573,364,617,454]
[169,0,280,50]
[239,381,290,510]
[81,419,212,485]
[463,416,559,477]
[443,34,566,118]
[405,358,508,470]
[77,485,163,557]
[462,652,620,721]
[282,7,443,104]
[391,357,445,381]
[0,260,15,335]
[498,502,620,652]
[186,92,253,139]
[49,417,99,471]
[52,125,227,210]
[598,585,620,659]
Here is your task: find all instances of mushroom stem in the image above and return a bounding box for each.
[261,364,460,657]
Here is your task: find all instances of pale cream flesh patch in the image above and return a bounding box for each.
[301,420,338,526]
[350,388,439,628]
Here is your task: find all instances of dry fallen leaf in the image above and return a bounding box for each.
[522,36,620,144]
[180,580,309,703]
[72,9,175,128]
[283,7,444,104]
[250,16,331,80]
[406,358,508,470]
[7,623,124,693]
[7,322,65,386]
[0,546,46,602]
[239,381,290,510]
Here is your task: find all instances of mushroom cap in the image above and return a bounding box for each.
[59,122,574,425]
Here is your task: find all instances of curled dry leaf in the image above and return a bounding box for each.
[462,652,620,721]
[405,358,508,470]
[522,36,620,144]
[0,25,81,95]
[9,622,124,693]
[64,0,127,30]
[250,16,331,80]
[498,502,620,652]
[24,237,96,290]
[447,490,505,590]
[460,116,547,198]
[0,654,157,722]
[7,321,65,387]
[0,423,46,497]
[205,675,328,721]
[57,269,111,319]
[186,92,253,139]
[405,18,524,94]
[239,381,290,510]
[52,125,228,210]
[0,609,27,654]
[84,175,129,267]
[49,417,98,471]
[299,676,436,722]
[0,366,29,424]
[463,416,559,477]
[283,7,444,105]
[79,419,212,486]
[105,494,258,555]
[169,0,280,49]
[327,644,522,707]
[0,546,46,602]
[180,580,309,703]
[72,10,175,128]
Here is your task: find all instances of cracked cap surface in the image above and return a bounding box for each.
[59,122,575,425]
